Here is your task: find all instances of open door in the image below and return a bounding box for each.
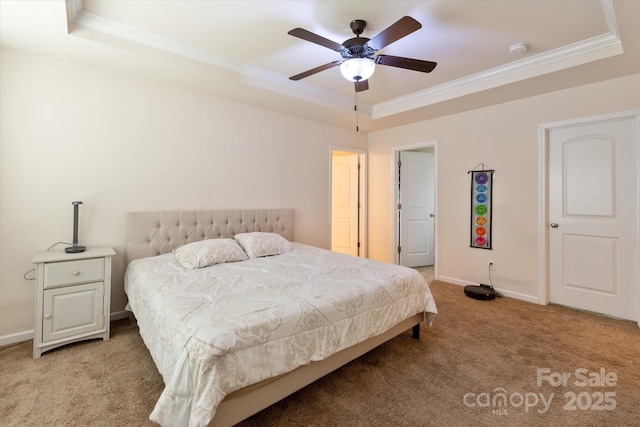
[331,149,366,257]
[396,147,436,267]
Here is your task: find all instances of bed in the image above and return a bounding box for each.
[124,209,437,427]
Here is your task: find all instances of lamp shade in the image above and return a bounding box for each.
[340,58,375,82]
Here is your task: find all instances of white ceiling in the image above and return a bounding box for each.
[1,0,639,131]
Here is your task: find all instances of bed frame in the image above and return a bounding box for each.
[125,209,423,427]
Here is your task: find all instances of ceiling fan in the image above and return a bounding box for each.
[288,16,437,92]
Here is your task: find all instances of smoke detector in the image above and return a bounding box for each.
[509,43,528,55]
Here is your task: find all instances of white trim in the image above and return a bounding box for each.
[110,310,131,321]
[538,109,640,325]
[329,146,368,258]
[600,0,621,39]
[65,2,358,114]
[438,275,541,304]
[537,124,550,305]
[0,310,132,347]
[65,0,82,23]
[373,33,622,119]
[65,0,623,122]
[0,329,34,348]
[392,141,439,279]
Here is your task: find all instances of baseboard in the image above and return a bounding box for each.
[437,275,541,305]
[110,310,131,321]
[0,329,35,348]
[0,310,133,347]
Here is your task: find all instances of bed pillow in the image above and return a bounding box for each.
[173,238,248,269]
[234,232,291,258]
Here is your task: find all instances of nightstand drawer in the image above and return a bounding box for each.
[44,258,105,288]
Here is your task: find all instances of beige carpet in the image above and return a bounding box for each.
[2,275,639,427]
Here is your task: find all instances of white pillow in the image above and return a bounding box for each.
[234,232,291,258]
[173,238,248,269]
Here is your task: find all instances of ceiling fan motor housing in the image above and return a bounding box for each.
[350,19,367,35]
[342,20,376,59]
[341,38,375,59]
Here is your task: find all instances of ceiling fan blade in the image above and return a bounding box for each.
[289,61,342,81]
[376,55,437,73]
[366,16,422,51]
[288,28,345,52]
[354,79,369,92]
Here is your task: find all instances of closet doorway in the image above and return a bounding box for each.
[331,148,367,257]
[394,143,437,268]
[541,111,639,322]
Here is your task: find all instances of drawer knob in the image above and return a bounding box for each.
[44,313,52,319]
[72,270,80,276]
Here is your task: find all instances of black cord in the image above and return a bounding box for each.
[488,265,503,298]
[24,268,36,281]
[47,241,72,251]
[23,242,73,281]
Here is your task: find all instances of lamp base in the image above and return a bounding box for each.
[65,245,86,253]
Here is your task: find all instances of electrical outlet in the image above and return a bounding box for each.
[488,260,495,270]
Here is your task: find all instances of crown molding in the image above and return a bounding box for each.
[65,1,359,114]
[373,0,622,119]
[66,0,621,122]
[372,32,623,119]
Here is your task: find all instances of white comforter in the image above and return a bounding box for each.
[125,243,437,427]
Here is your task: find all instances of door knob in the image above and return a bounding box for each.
[550,223,559,228]
[430,213,435,217]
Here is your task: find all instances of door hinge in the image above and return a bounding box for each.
[398,203,402,210]
[397,246,401,254]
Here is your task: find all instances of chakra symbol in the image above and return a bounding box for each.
[475,173,489,185]
[475,205,488,216]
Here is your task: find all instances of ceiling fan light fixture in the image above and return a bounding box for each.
[340,58,375,82]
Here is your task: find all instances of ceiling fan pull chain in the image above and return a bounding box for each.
[355,90,359,132]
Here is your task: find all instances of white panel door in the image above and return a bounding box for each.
[399,151,435,267]
[331,152,359,256]
[549,116,638,321]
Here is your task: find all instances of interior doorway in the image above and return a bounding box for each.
[394,142,438,269]
[331,147,366,257]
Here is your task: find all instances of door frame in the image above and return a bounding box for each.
[330,146,367,258]
[393,141,439,275]
[537,110,640,322]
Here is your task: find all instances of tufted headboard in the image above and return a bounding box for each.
[125,209,294,264]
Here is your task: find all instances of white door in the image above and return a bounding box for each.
[548,116,638,321]
[332,151,359,256]
[399,150,435,267]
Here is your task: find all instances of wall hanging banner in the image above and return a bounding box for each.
[470,169,493,249]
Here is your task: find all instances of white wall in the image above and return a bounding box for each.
[368,73,640,302]
[0,47,366,340]
[3,45,638,342]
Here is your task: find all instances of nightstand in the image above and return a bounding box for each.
[31,246,115,359]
